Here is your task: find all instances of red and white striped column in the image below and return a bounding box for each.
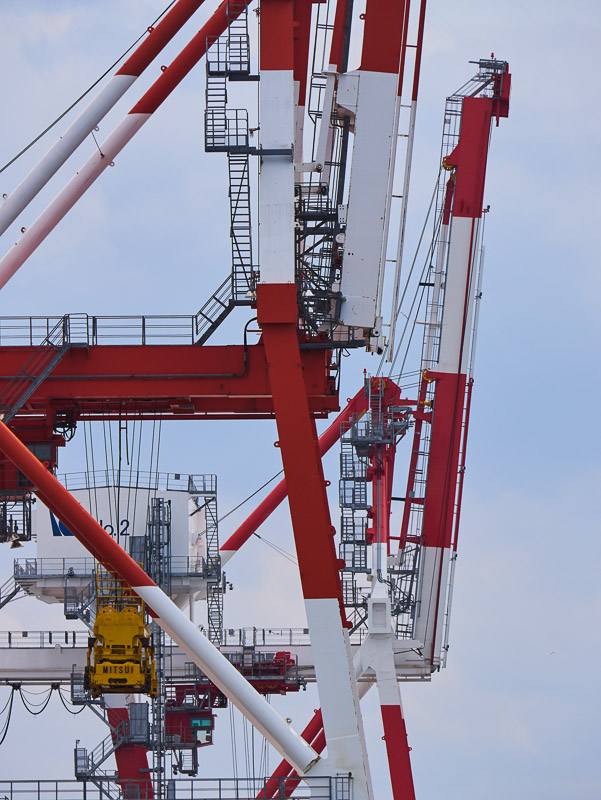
[413,75,510,666]
[0,0,207,238]
[0,0,241,291]
[105,696,153,799]
[364,400,416,800]
[258,288,373,800]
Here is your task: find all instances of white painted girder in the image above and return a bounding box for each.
[0,637,432,684]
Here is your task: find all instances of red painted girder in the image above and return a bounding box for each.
[107,707,153,799]
[381,705,416,800]
[221,378,402,558]
[258,284,346,611]
[0,343,338,419]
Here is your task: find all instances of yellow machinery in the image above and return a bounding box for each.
[85,566,158,698]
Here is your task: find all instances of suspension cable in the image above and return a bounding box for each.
[376,169,442,377]
[0,1,177,176]
[252,532,298,566]
[218,470,284,525]
[0,688,15,746]
[18,685,54,715]
[58,686,86,715]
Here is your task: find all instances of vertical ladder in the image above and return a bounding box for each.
[147,497,172,800]
[204,490,223,645]
[338,433,370,632]
[204,52,228,151]
[226,0,251,76]
[197,1,255,345]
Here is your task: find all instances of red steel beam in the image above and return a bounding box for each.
[220,378,402,562]
[0,343,338,420]
[257,288,345,616]
[107,706,153,800]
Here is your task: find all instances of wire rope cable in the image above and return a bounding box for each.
[218,469,284,524]
[0,689,13,716]
[252,532,298,566]
[376,168,443,377]
[0,688,15,746]
[0,1,178,176]
[58,686,86,715]
[18,685,54,715]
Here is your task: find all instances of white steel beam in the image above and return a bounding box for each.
[0,0,208,237]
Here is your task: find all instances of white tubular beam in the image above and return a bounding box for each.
[0,75,136,238]
[0,0,236,289]
[303,598,373,800]
[0,0,208,237]
[0,113,149,291]
[131,585,320,775]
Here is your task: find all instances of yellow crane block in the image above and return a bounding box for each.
[85,568,158,698]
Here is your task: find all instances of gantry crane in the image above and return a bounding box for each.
[0,2,510,798]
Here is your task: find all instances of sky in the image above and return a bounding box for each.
[0,0,600,798]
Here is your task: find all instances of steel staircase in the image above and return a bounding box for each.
[204,492,222,645]
[0,314,88,423]
[75,720,130,778]
[228,152,255,297]
[192,153,254,345]
[64,580,96,630]
[0,573,22,609]
[197,1,255,345]
[174,747,199,776]
[193,276,236,344]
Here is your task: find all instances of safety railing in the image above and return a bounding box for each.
[221,626,370,647]
[0,630,88,648]
[56,470,216,494]
[14,556,208,579]
[0,314,200,346]
[0,776,352,800]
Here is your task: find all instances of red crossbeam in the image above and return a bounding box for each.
[0,343,338,420]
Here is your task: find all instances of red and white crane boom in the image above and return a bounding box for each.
[0,0,209,238]
[402,60,511,667]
